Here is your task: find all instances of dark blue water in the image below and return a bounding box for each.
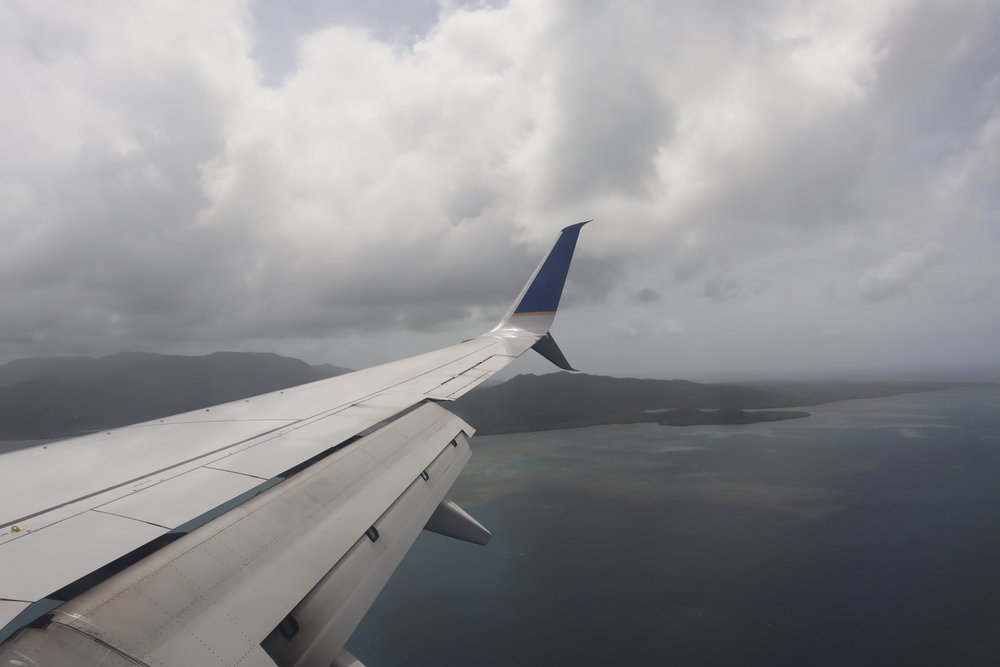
[348,389,1000,665]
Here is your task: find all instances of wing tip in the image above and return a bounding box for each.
[560,219,592,232]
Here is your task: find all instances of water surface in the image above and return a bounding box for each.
[349,388,1000,666]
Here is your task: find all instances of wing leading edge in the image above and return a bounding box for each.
[0,222,589,666]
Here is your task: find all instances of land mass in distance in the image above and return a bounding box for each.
[451,372,990,434]
[0,352,989,440]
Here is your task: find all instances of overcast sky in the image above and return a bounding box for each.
[1,0,998,380]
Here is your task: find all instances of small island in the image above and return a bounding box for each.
[657,407,811,427]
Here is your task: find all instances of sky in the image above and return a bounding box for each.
[1,0,998,381]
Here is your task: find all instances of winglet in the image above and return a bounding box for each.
[531,332,578,371]
[496,221,589,335]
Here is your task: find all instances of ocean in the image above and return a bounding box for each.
[347,387,1000,666]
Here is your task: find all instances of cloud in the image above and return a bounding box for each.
[703,278,744,302]
[855,246,945,302]
[633,288,662,305]
[0,0,997,377]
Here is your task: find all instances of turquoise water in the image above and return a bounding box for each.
[348,388,1000,666]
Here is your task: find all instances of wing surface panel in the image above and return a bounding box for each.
[1,511,167,602]
[2,403,470,666]
[204,413,376,479]
[98,468,265,529]
[0,419,294,526]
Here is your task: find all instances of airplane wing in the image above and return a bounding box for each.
[0,222,588,666]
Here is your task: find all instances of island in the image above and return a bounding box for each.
[656,407,811,426]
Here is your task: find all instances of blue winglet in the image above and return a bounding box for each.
[493,221,589,364]
[511,221,589,315]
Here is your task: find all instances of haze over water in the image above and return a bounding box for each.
[349,387,1000,666]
